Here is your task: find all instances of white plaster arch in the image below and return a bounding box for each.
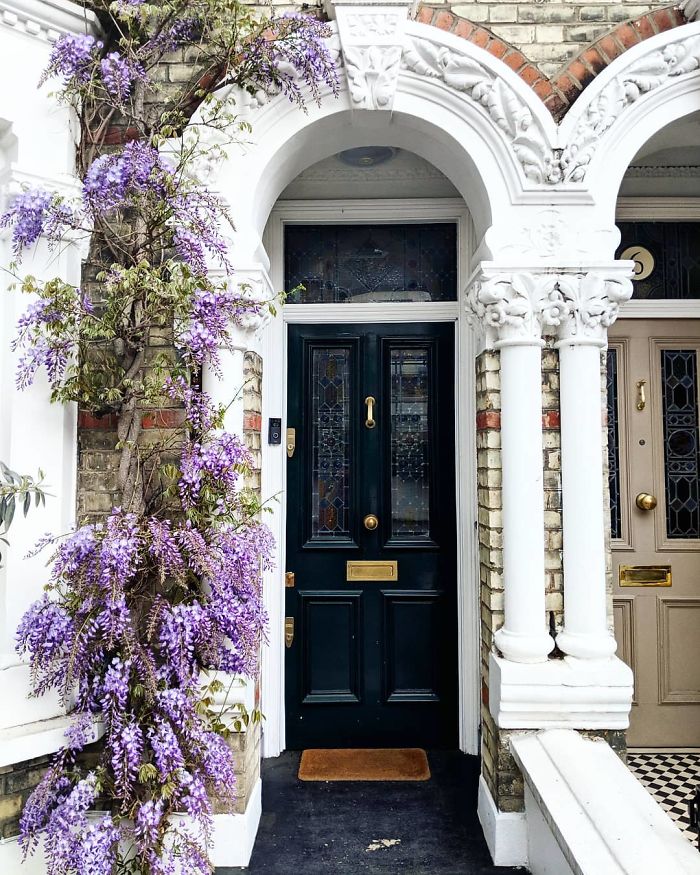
[559,22,700,220]
[197,18,561,262]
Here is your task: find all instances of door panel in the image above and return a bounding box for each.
[285,323,458,749]
[383,590,442,702]
[300,591,362,703]
[609,319,700,746]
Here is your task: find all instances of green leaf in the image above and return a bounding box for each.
[138,763,158,783]
[3,497,15,531]
[23,492,31,517]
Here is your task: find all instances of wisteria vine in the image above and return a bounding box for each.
[2,1,337,872]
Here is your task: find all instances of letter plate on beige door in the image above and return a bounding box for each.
[618,565,672,587]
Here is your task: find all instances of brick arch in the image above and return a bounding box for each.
[416,4,688,121]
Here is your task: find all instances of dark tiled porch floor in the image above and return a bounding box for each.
[219,751,526,875]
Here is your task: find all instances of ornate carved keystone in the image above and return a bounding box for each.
[328,0,412,111]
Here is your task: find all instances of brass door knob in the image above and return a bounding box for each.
[635,492,657,511]
[363,514,379,531]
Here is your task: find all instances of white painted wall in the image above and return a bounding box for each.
[0,1,89,734]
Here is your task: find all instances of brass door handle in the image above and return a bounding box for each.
[635,492,657,511]
[363,513,379,531]
[365,396,376,429]
[636,380,646,411]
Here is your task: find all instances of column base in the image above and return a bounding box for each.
[494,627,554,664]
[556,629,618,660]
[489,652,633,729]
[211,777,262,868]
[477,776,528,868]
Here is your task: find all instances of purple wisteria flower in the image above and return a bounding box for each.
[99,52,146,103]
[6,4,343,870]
[243,14,339,107]
[135,799,164,850]
[0,189,77,256]
[83,141,168,213]
[170,187,231,275]
[179,432,251,510]
[11,289,85,390]
[41,33,103,86]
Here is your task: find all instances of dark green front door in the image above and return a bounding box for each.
[285,323,458,749]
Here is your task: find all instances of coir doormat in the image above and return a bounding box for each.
[298,748,431,782]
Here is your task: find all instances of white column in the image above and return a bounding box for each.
[202,340,247,435]
[496,339,554,663]
[201,267,273,434]
[469,272,554,664]
[552,271,633,660]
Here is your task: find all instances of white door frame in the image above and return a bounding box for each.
[259,198,481,757]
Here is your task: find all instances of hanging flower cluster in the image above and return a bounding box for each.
[17,434,272,872]
[3,0,338,872]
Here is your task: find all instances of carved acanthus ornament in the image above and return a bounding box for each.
[466,269,633,345]
[466,272,561,344]
[558,34,700,183]
[402,36,556,184]
[549,273,634,342]
[334,4,408,110]
[680,0,700,21]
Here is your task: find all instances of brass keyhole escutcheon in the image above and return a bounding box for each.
[363,514,379,531]
[635,492,657,511]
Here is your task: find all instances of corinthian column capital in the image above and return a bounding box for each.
[546,269,633,346]
[466,271,563,347]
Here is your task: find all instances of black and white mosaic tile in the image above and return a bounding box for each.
[627,751,700,846]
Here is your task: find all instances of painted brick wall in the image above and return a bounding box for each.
[243,351,263,497]
[542,346,563,634]
[0,755,52,839]
[475,350,503,804]
[414,1,682,77]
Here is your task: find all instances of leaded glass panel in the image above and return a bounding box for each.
[311,348,351,539]
[661,349,700,539]
[390,347,430,538]
[285,224,457,303]
[616,222,700,299]
[606,349,622,539]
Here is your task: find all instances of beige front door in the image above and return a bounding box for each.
[608,319,700,747]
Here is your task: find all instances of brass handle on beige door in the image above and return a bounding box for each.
[635,492,657,511]
[363,514,379,531]
[636,379,647,411]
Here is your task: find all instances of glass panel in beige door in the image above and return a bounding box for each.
[609,319,700,747]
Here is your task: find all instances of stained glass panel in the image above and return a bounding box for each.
[661,349,700,539]
[311,348,351,539]
[616,222,700,299]
[285,224,457,303]
[390,348,430,538]
[606,349,622,539]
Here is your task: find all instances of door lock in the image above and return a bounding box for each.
[286,427,296,459]
[285,617,295,648]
